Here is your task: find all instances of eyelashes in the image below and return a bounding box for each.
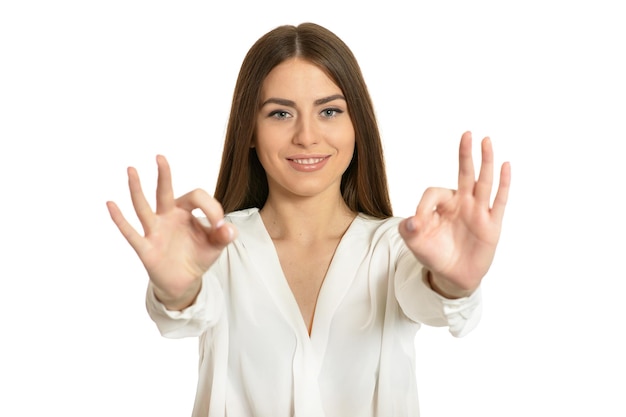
[320,108,344,118]
[267,108,345,120]
[268,110,291,120]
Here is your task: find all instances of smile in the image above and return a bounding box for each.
[290,157,327,165]
[286,155,330,172]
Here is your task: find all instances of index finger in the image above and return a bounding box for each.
[176,189,225,229]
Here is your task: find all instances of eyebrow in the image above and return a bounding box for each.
[260,94,346,108]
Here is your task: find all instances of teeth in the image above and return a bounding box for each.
[292,158,324,165]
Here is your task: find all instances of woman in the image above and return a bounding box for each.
[107,22,510,417]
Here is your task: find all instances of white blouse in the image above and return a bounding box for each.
[146,208,482,417]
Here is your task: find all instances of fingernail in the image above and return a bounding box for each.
[216,218,225,229]
[405,218,416,233]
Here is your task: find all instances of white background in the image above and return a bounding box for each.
[1,1,624,416]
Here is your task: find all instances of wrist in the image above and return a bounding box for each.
[426,270,474,299]
[153,280,202,311]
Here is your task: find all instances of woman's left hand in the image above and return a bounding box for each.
[399,131,511,298]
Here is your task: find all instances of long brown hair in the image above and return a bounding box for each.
[214,23,392,218]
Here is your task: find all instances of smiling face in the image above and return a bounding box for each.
[254,58,356,203]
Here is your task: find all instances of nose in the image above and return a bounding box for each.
[292,116,318,147]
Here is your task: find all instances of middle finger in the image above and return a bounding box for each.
[155,155,175,214]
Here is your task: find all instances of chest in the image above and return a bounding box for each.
[273,239,341,333]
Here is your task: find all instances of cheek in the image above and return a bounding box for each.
[255,123,285,149]
[327,122,355,146]
[253,140,280,171]
[342,128,356,155]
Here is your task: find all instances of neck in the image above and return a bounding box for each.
[260,193,356,242]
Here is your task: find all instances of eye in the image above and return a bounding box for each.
[268,110,292,120]
[320,108,343,118]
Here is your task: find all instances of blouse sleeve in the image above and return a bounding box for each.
[393,241,483,338]
[145,270,225,339]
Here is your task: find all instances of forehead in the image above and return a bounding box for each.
[261,58,342,98]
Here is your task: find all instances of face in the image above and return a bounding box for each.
[254,58,355,203]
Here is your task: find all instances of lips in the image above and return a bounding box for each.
[286,155,330,172]
[290,157,326,165]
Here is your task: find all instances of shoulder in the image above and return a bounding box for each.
[224,208,261,228]
[354,213,403,234]
[195,208,260,227]
[351,213,407,250]
[344,214,413,267]
[225,207,260,219]
[223,208,270,247]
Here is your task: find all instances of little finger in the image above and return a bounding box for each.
[106,201,148,254]
[490,162,511,222]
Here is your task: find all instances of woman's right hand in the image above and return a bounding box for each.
[106,155,237,311]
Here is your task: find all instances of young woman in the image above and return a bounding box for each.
[107,22,510,417]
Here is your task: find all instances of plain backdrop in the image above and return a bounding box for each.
[1,1,624,416]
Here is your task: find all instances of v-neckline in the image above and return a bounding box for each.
[245,209,367,344]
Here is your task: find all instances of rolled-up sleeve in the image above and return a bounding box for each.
[394,244,482,338]
[145,271,225,338]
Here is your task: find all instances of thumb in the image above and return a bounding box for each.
[209,221,238,248]
[398,216,420,241]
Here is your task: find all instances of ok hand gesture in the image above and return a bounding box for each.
[106,155,237,310]
[399,132,511,298]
